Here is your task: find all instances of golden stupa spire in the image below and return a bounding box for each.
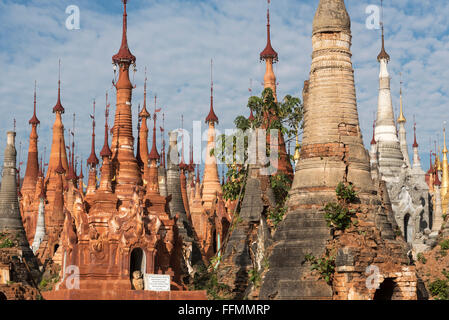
[397,74,406,123]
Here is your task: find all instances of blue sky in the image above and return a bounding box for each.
[1,0,449,174]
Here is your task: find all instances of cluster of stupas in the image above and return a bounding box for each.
[0,0,240,300]
[368,20,449,256]
[2,0,449,301]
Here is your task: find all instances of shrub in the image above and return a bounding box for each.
[248,268,261,287]
[304,253,335,285]
[0,238,14,248]
[268,206,287,227]
[270,173,292,204]
[336,182,357,203]
[429,279,449,300]
[417,253,427,264]
[440,239,449,251]
[323,202,356,230]
[191,264,231,300]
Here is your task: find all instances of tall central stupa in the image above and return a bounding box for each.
[260,0,416,300]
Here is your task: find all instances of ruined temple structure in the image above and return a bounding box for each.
[14,0,206,300]
[0,131,41,300]
[369,22,433,256]
[260,0,418,300]
[259,1,293,181]
[217,147,276,299]
[215,2,294,298]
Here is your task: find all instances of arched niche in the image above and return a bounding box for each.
[373,278,396,300]
[130,248,146,290]
[404,214,413,243]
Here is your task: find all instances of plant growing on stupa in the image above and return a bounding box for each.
[191,264,232,300]
[0,238,14,248]
[336,182,357,203]
[323,182,358,231]
[429,270,449,300]
[268,206,287,227]
[304,253,336,285]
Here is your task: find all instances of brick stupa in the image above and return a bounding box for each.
[21,83,41,244]
[260,0,417,300]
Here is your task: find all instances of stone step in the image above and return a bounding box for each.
[269,247,328,268]
[280,217,328,229]
[278,279,332,300]
[275,227,331,241]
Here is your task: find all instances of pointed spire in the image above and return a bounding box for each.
[78,159,84,179]
[160,113,166,168]
[397,75,406,123]
[148,99,160,161]
[29,81,40,125]
[413,119,418,148]
[371,119,377,145]
[71,114,76,173]
[39,156,44,178]
[100,93,112,158]
[87,100,99,167]
[428,149,434,175]
[139,67,150,118]
[66,114,76,181]
[38,171,46,200]
[55,138,66,175]
[53,59,65,114]
[112,0,136,65]
[260,0,278,62]
[434,149,441,186]
[189,141,194,172]
[136,103,143,166]
[205,59,219,124]
[377,1,390,63]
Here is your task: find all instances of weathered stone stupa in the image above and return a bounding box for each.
[260,0,416,300]
[0,131,40,299]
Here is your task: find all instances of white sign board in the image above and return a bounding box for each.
[144,274,171,292]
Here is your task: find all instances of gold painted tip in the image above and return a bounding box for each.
[397,114,406,123]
